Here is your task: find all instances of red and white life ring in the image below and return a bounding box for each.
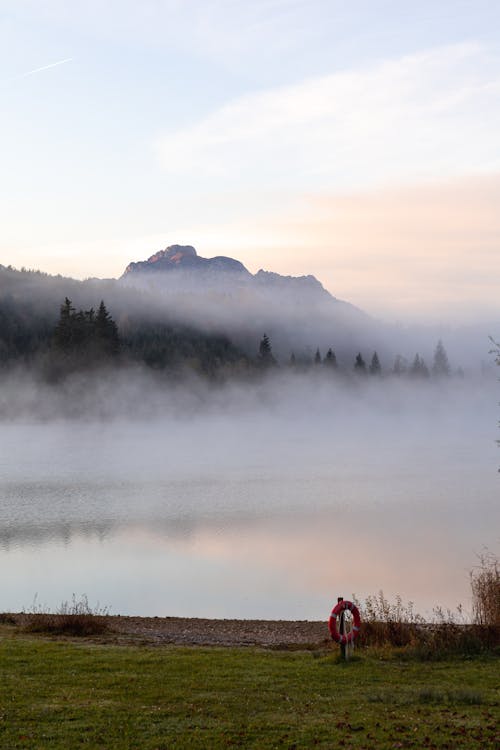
[328,600,361,644]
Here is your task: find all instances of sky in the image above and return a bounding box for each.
[1,0,500,322]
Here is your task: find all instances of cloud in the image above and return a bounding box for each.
[15,57,72,79]
[158,43,500,191]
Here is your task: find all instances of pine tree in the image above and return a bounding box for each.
[258,333,275,366]
[314,348,322,365]
[52,298,119,363]
[325,348,338,368]
[432,340,450,377]
[369,351,381,375]
[392,354,408,376]
[354,352,367,374]
[410,353,429,378]
[95,300,120,357]
[289,352,296,367]
[53,297,76,351]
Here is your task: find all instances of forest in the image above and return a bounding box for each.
[0,263,477,383]
[0,286,459,383]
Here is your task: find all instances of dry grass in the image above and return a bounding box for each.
[353,588,500,659]
[471,552,500,627]
[23,594,110,637]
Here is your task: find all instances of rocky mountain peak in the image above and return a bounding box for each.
[122,245,250,278]
[148,245,197,264]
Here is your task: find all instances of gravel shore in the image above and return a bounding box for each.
[108,616,331,648]
[6,613,332,647]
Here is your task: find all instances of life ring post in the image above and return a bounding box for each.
[338,597,346,660]
[328,597,361,660]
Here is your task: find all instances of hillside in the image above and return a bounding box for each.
[120,244,382,361]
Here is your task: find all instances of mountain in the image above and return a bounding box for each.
[122,244,333,300]
[123,244,250,278]
[120,244,382,361]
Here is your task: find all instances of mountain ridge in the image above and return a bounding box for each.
[122,244,251,279]
[121,244,335,301]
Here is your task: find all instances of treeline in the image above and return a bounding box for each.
[259,334,460,379]
[0,293,465,382]
[0,296,247,378]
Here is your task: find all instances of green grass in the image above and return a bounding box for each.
[0,630,498,749]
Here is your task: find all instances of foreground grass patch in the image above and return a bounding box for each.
[0,634,498,749]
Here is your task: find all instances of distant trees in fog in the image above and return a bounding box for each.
[54,298,120,361]
[354,352,367,374]
[325,348,337,368]
[432,339,451,377]
[258,333,276,367]
[0,292,246,379]
[0,277,465,385]
[369,352,381,375]
[284,341,459,382]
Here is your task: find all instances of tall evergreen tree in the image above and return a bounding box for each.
[354,352,367,374]
[369,351,382,375]
[314,348,322,365]
[410,353,429,378]
[95,300,120,357]
[392,354,408,376]
[324,348,338,368]
[258,333,276,366]
[289,352,296,367]
[52,298,120,363]
[432,340,451,377]
[53,297,76,351]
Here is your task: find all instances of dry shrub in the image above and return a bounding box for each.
[470,552,500,627]
[23,594,110,637]
[353,590,499,659]
[354,591,424,648]
[0,613,17,625]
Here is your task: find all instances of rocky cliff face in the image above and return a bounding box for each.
[122,245,251,278]
[121,244,333,299]
[119,243,376,360]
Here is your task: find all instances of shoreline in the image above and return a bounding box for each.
[6,613,330,648]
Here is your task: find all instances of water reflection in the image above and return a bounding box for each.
[0,378,498,619]
[0,477,497,618]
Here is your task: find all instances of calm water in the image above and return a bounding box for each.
[0,378,498,620]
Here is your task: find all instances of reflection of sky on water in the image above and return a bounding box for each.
[0,379,498,619]
[0,470,497,619]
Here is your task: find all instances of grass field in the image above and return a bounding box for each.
[0,627,498,749]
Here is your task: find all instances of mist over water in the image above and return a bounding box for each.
[0,370,498,619]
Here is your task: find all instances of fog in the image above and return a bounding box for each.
[0,368,498,619]
[1,260,498,619]
[2,262,498,368]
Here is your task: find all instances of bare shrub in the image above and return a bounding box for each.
[0,613,17,625]
[353,590,499,658]
[353,591,424,648]
[23,594,110,637]
[470,552,500,627]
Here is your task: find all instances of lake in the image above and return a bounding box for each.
[0,375,498,620]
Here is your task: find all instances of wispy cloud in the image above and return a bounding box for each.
[157,43,500,192]
[11,57,73,82]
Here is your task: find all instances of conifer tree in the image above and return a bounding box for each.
[52,298,119,362]
[258,333,275,366]
[354,352,367,374]
[432,340,451,377]
[392,354,408,376]
[369,351,381,375]
[314,348,322,365]
[95,300,120,357]
[410,353,429,378]
[289,352,296,367]
[325,348,338,368]
[53,297,76,351]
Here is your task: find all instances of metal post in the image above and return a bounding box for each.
[338,596,346,660]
